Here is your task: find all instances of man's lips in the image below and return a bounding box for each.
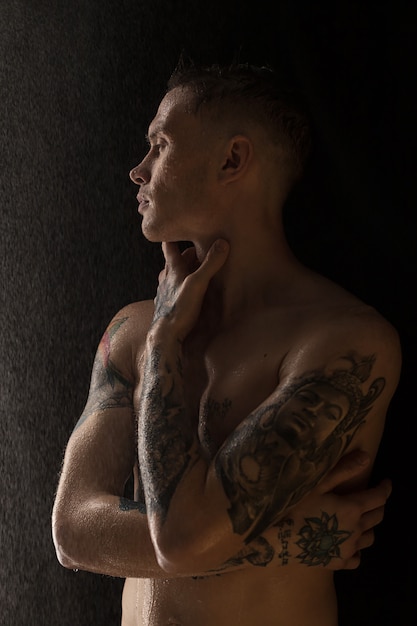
[136,193,149,213]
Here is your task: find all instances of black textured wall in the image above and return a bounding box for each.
[1,2,415,625]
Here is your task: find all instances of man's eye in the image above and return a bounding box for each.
[152,142,166,153]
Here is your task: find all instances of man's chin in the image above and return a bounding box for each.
[141,222,188,245]
[140,221,164,243]
[142,232,163,243]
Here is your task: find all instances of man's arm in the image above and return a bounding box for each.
[51,307,162,578]
[210,451,391,573]
[138,241,401,573]
[52,301,393,579]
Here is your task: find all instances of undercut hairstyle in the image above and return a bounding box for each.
[167,61,312,184]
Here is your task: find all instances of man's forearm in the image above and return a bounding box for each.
[138,324,199,522]
[53,493,168,579]
[53,484,378,578]
[53,491,259,578]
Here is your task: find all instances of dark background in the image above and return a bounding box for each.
[1,1,415,624]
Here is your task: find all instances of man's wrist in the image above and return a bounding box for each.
[146,318,183,349]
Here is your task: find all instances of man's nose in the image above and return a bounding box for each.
[129,163,147,185]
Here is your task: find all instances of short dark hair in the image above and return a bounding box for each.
[167,62,312,183]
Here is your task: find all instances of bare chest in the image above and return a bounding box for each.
[183,321,293,456]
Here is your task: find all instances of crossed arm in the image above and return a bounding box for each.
[137,240,399,573]
[52,243,398,579]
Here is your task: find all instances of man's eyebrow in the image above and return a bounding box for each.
[145,126,169,143]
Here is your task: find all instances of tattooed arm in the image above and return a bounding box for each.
[138,241,401,574]
[51,304,165,578]
[52,299,393,579]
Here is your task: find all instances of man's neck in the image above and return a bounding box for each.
[193,228,304,330]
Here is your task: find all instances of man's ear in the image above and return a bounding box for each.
[219,135,253,184]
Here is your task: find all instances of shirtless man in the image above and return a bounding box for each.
[52,63,401,625]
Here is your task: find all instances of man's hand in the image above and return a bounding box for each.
[209,451,391,574]
[153,240,230,341]
[271,451,392,570]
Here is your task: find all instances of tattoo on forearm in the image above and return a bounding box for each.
[276,518,294,565]
[214,536,275,572]
[216,351,385,542]
[205,510,351,575]
[73,317,133,431]
[200,397,232,457]
[139,344,193,520]
[152,282,177,323]
[295,511,351,566]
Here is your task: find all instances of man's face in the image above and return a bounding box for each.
[130,87,221,242]
[276,381,351,448]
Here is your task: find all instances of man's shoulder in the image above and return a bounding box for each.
[275,268,401,379]
[295,299,400,360]
[104,299,155,357]
[280,300,402,402]
[316,300,399,353]
[116,299,155,323]
[292,271,400,355]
